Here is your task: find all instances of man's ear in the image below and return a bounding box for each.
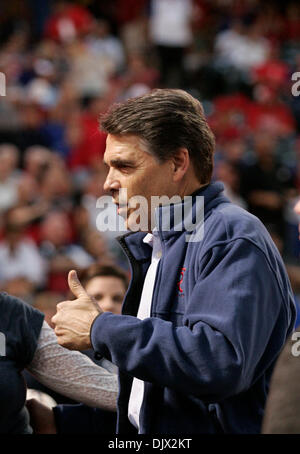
[172,148,190,182]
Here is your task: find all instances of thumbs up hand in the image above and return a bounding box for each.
[51,270,102,350]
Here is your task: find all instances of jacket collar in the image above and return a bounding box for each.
[154,181,228,240]
[117,181,229,259]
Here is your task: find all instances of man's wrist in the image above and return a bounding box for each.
[89,311,104,351]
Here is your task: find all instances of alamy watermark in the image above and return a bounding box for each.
[95,190,204,242]
[0,332,6,357]
[0,72,6,96]
[291,332,300,357]
[291,72,300,97]
[290,332,300,357]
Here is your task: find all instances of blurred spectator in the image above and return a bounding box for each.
[44,0,93,44]
[39,211,93,293]
[284,2,300,43]
[215,16,271,73]
[115,0,148,54]
[215,161,246,209]
[79,262,129,314]
[251,45,290,93]
[220,136,247,166]
[208,93,252,142]
[0,208,47,289]
[17,173,39,207]
[248,84,296,137]
[67,96,107,170]
[240,131,294,236]
[33,291,64,328]
[149,0,194,87]
[0,143,20,213]
[85,19,125,75]
[64,39,113,97]
[17,102,49,151]
[116,51,159,99]
[2,277,36,305]
[39,101,70,160]
[39,162,73,210]
[80,228,113,265]
[79,169,108,228]
[10,175,49,246]
[103,50,157,107]
[25,58,58,109]
[24,145,52,180]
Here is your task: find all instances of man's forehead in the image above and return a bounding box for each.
[104,134,149,163]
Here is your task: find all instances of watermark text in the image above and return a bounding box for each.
[292,72,300,97]
[0,332,6,356]
[95,190,204,242]
[0,72,6,96]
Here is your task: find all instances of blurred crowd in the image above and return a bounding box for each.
[0,0,300,321]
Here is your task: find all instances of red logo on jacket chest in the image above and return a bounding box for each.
[177,267,186,294]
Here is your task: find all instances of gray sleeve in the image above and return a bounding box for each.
[26,321,118,412]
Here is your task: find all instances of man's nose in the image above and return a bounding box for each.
[103,175,111,192]
[103,170,120,193]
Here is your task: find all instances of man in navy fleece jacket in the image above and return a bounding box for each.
[52,89,296,434]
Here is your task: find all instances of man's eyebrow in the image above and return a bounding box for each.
[107,159,136,168]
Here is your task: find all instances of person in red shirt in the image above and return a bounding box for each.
[247,84,296,137]
[44,1,93,43]
[67,96,107,170]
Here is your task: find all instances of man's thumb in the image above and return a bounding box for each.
[68,270,87,299]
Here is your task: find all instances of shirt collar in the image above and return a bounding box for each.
[142,227,159,246]
[143,228,161,258]
[143,232,153,245]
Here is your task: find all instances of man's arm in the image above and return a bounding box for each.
[27,321,118,411]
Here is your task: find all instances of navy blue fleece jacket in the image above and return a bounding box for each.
[57,182,296,434]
